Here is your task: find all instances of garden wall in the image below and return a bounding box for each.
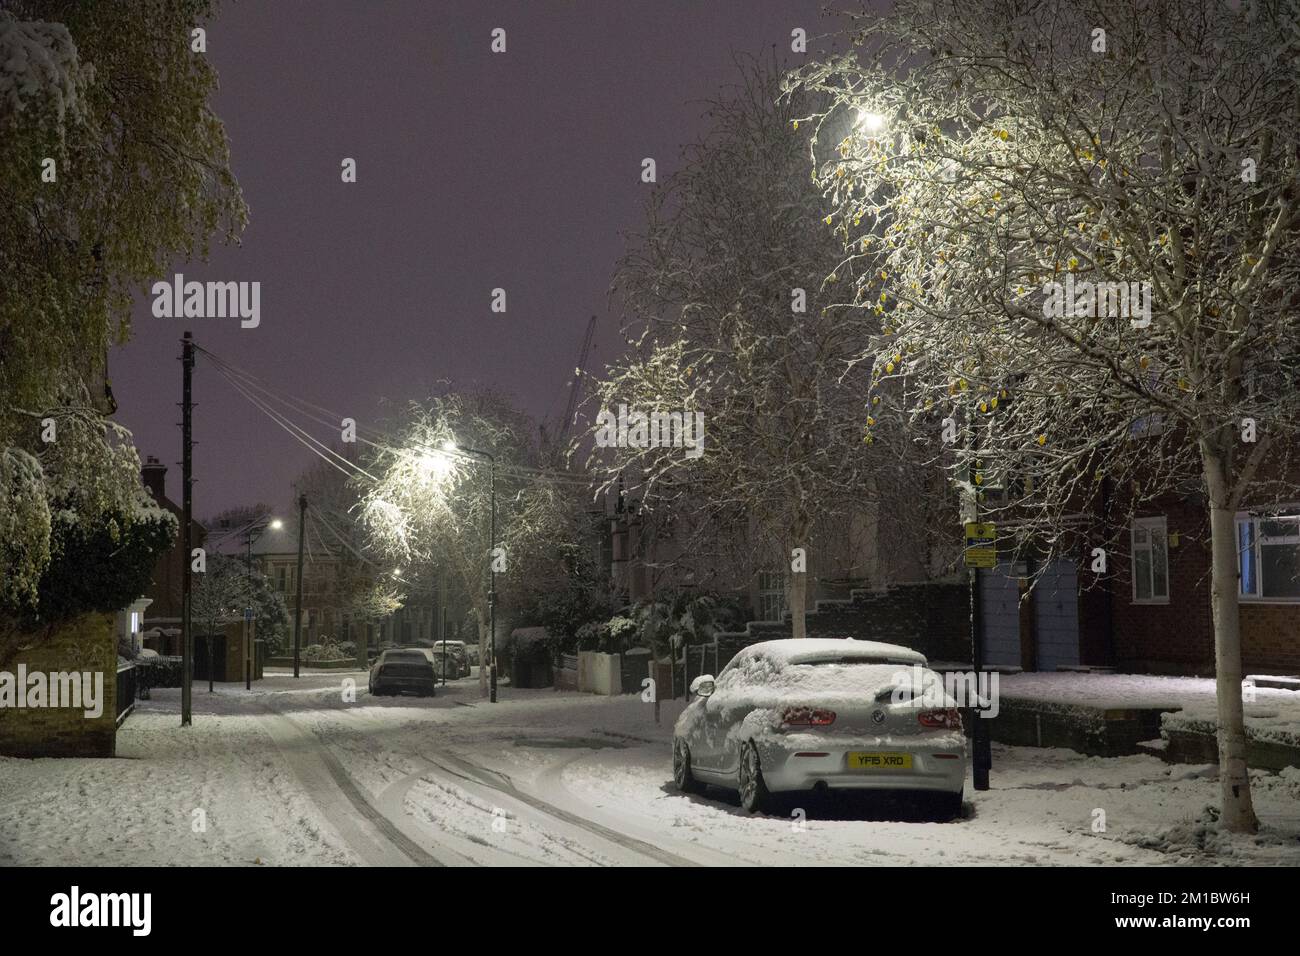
[0,612,118,758]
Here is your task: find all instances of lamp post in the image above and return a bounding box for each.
[293,494,307,678]
[443,441,497,703]
[243,516,282,689]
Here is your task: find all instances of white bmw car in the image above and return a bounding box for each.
[672,639,966,819]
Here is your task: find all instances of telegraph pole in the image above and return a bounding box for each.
[488,458,497,703]
[293,493,307,678]
[181,331,195,727]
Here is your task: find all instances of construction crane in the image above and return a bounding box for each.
[552,315,597,465]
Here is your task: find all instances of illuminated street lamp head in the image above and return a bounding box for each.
[269,519,283,530]
[417,451,453,479]
[392,568,402,578]
[856,110,886,134]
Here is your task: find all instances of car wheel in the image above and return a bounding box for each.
[935,789,964,822]
[673,739,704,794]
[737,741,772,814]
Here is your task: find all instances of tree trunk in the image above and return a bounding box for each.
[1200,444,1258,833]
[789,514,809,639]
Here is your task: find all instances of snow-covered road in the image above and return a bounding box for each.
[3,670,1298,866]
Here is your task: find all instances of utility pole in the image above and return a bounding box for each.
[293,494,307,679]
[245,533,254,691]
[442,442,498,702]
[438,567,446,686]
[488,458,497,703]
[181,331,194,727]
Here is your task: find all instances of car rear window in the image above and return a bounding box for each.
[386,650,426,661]
[795,656,908,666]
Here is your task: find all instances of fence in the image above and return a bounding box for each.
[676,641,722,699]
[115,663,137,726]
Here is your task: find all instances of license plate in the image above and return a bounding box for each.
[847,751,912,770]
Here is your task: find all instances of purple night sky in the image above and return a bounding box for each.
[110,0,846,519]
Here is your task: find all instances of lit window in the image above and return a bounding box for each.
[1131,516,1169,603]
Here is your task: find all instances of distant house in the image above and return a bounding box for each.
[138,456,206,656]
[606,475,953,623]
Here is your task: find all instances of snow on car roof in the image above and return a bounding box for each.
[741,638,926,666]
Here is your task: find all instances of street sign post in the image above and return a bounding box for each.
[963,521,994,790]
[964,521,997,568]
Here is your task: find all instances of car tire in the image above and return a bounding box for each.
[935,789,964,822]
[737,741,773,814]
[673,739,704,794]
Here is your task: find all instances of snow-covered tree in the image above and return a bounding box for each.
[595,55,930,636]
[0,1,245,436]
[191,554,253,693]
[360,390,589,696]
[1,2,239,656]
[789,0,1300,831]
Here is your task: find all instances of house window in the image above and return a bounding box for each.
[1131,517,1169,603]
[758,570,787,622]
[276,566,287,592]
[1237,512,1300,600]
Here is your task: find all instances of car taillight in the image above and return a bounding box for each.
[918,708,963,729]
[781,706,836,727]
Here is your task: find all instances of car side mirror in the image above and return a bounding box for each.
[690,675,715,698]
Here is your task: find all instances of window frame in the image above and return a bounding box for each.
[1236,508,1300,604]
[757,570,788,622]
[1130,515,1170,605]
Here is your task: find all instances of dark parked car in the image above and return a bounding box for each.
[369,649,437,697]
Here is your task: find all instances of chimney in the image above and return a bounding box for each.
[141,456,167,501]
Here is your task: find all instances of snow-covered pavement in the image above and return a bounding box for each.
[2,669,1298,866]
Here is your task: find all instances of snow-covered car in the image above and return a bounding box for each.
[369,649,436,697]
[462,641,481,668]
[672,639,966,819]
[426,641,469,679]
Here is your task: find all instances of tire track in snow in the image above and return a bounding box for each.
[257,703,452,866]
[324,706,705,866]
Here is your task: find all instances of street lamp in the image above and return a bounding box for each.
[243,515,281,690]
[443,440,498,703]
[855,110,887,133]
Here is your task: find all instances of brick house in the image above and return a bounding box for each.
[607,466,960,649]
[964,476,1300,677]
[139,455,206,655]
[1108,490,1300,675]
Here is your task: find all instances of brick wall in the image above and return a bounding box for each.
[1109,496,1300,675]
[1111,498,1215,673]
[0,613,118,758]
[1240,604,1300,674]
[716,580,970,666]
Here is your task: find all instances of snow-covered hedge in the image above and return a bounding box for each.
[31,499,176,625]
[1,413,178,661]
[0,447,51,609]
